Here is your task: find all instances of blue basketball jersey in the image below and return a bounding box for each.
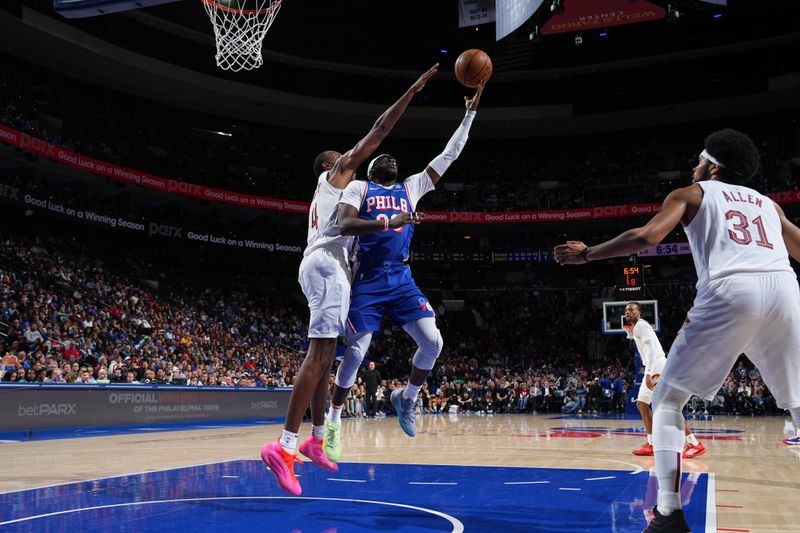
[338,172,437,334]
[353,181,415,267]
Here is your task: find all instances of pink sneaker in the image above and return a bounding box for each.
[261,441,302,496]
[299,435,339,472]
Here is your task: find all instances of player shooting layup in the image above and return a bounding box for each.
[322,82,485,461]
[556,129,800,532]
[260,64,439,496]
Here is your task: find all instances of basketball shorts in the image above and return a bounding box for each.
[660,273,800,409]
[637,380,654,405]
[298,246,351,339]
[347,263,435,335]
[637,359,665,404]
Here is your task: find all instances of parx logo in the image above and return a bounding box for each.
[18,403,77,416]
[251,401,278,410]
[148,223,183,238]
[1,185,18,200]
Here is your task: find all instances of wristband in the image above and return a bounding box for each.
[383,217,390,231]
[580,248,590,263]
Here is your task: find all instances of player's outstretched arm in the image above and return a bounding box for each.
[336,204,421,236]
[774,202,800,262]
[327,64,439,189]
[554,185,698,265]
[425,81,485,185]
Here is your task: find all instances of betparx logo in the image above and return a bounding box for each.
[18,403,77,416]
[251,401,278,410]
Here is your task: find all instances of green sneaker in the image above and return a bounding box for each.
[323,421,342,462]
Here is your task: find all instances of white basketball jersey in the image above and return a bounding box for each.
[685,180,793,288]
[304,172,353,257]
[632,319,666,374]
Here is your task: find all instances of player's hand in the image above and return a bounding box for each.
[554,240,589,265]
[645,374,660,391]
[465,80,485,111]
[389,211,423,229]
[409,64,439,94]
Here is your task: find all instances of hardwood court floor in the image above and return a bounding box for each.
[1,413,798,532]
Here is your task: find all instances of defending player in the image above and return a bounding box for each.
[323,82,485,461]
[555,129,800,532]
[625,302,706,459]
[260,64,439,496]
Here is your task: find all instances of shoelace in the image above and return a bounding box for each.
[282,453,303,481]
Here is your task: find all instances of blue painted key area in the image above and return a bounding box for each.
[0,461,710,532]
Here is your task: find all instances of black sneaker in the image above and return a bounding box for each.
[643,507,691,532]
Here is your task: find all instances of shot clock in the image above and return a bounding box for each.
[615,264,644,299]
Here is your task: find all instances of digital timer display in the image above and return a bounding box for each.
[616,264,644,294]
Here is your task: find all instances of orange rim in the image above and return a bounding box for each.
[202,0,281,16]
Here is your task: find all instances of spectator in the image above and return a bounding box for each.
[363,361,381,418]
[562,389,579,414]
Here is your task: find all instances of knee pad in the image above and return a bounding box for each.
[651,383,692,453]
[405,319,443,371]
[335,333,371,389]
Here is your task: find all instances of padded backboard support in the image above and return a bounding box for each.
[54,0,180,18]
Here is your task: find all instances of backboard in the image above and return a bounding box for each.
[601,300,659,334]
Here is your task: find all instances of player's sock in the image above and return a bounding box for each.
[656,483,681,516]
[789,407,800,435]
[312,424,325,440]
[647,434,653,445]
[686,432,699,446]
[327,404,343,424]
[404,382,421,401]
[279,429,298,454]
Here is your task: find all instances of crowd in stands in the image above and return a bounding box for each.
[0,233,307,388]
[2,56,798,215]
[0,229,783,418]
[0,51,792,416]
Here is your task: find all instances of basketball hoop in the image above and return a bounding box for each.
[202,0,282,72]
[622,324,634,339]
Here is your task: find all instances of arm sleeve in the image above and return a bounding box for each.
[403,171,435,208]
[428,110,476,178]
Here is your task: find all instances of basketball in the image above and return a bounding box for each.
[454,49,492,88]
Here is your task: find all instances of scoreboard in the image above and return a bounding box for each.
[615,264,644,299]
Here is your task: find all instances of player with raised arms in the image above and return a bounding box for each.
[260,64,439,496]
[323,81,485,461]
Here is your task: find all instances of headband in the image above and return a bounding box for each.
[701,149,725,168]
[367,154,391,177]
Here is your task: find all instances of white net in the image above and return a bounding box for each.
[202,0,282,72]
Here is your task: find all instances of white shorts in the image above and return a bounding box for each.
[660,273,800,409]
[637,361,664,405]
[298,246,351,339]
[637,380,654,405]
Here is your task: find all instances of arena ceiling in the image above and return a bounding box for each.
[23,0,800,74]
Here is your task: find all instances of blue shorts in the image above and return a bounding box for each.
[347,263,434,334]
